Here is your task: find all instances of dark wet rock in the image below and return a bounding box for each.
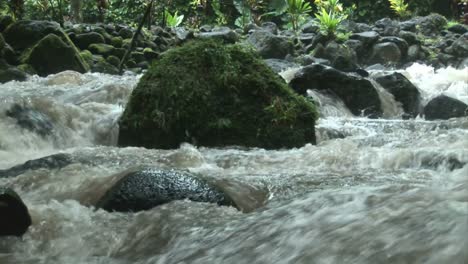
[25,33,89,76]
[106,55,120,67]
[459,57,468,69]
[264,59,299,73]
[0,15,14,32]
[0,187,32,237]
[96,167,237,212]
[421,155,466,171]
[247,30,294,59]
[414,14,447,36]
[196,28,238,43]
[377,37,408,58]
[447,24,468,34]
[74,32,105,50]
[118,27,133,39]
[370,42,401,65]
[0,67,27,83]
[3,20,65,51]
[398,31,420,46]
[374,18,400,36]
[407,45,421,62]
[340,20,372,33]
[350,31,380,49]
[119,40,317,149]
[399,21,417,32]
[290,64,382,117]
[91,59,119,75]
[0,153,73,178]
[143,48,159,60]
[445,33,468,57]
[298,33,315,45]
[301,21,320,34]
[322,41,358,72]
[6,103,54,137]
[375,72,421,117]
[424,95,468,120]
[0,32,4,51]
[260,22,278,35]
[2,43,16,65]
[295,54,331,67]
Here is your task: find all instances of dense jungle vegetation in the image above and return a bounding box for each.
[1,0,466,30]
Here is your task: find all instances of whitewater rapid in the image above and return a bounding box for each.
[0,64,467,264]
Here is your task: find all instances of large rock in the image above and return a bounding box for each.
[445,33,468,57]
[413,14,447,36]
[0,187,32,237]
[0,67,27,83]
[0,153,73,178]
[119,40,317,149]
[423,95,468,120]
[370,42,402,65]
[96,167,236,212]
[74,32,105,50]
[3,20,65,51]
[6,103,54,136]
[25,33,89,76]
[195,28,238,43]
[290,64,382,117]
[375,72,421,117]
[247,30,294,59]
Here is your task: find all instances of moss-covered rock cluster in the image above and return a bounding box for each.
[118,40,318,149]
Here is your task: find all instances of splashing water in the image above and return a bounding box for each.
[0,64,467,264]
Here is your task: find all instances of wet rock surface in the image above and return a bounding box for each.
[96,167,237,212]
[0,187,32,237]
[0,153,74,178]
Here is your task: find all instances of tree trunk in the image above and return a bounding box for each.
[70,0,83,23]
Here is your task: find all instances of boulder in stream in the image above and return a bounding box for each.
[6,103,54,137]
[0,187,32,237]
[96,167,237,212]
[289,64,382,117]
[118,39,318,149]
[375,72,421,117]
[423,95,468,120]
[0,153,73,178]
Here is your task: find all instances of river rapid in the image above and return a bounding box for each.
[0,64,467,264]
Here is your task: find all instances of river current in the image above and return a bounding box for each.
[0,64,467,264]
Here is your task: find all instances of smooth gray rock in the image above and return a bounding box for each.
[424,95,468,120]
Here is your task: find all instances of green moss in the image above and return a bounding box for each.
[88,43,115,57]
[119,39,318,149]
[17,64,36,75]
[25,33,89,76]
[80,50,93,66]
[111,36,124,48]
[106,55,121,67]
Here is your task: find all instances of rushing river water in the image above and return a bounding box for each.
[0,64,467,264]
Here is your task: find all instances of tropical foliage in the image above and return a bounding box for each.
[389,0,409,18]
[314,0,349,37]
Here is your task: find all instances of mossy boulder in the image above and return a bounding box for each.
[111,36,123,48]
[0,67,28,83]
[25,33,89,76]
[88,43,115,57]
[106,55,120,68]
[74,32,105,50]
[3,20,65,51]
[0,33,5,51]
[118,40,318,149]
